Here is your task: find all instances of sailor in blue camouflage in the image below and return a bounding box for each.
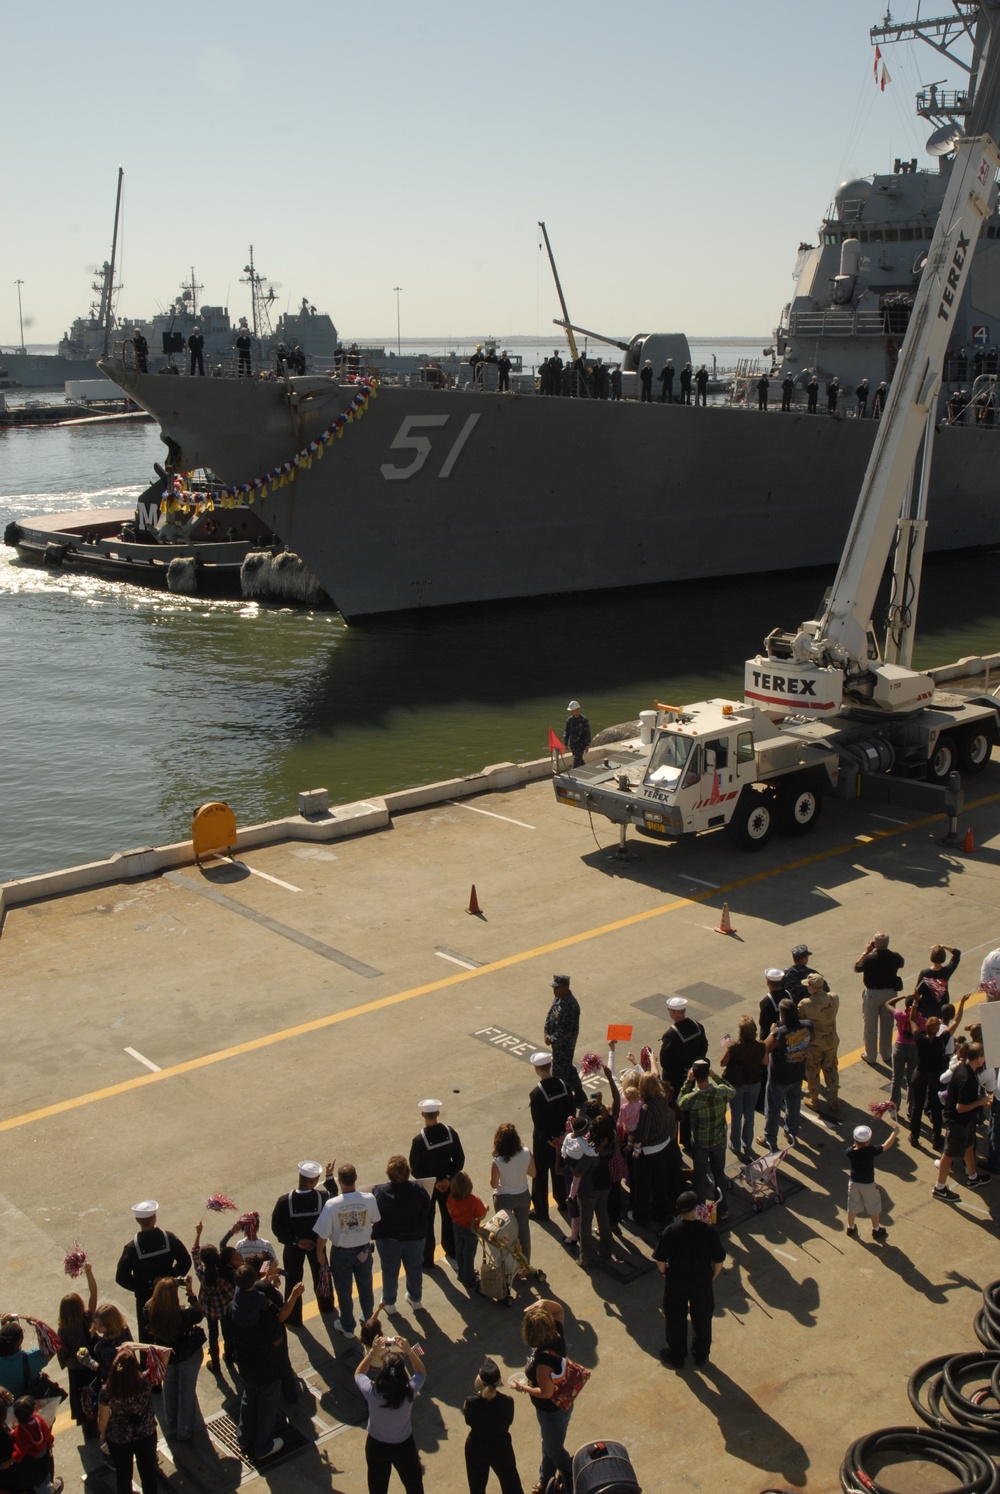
[563,701,591,766]
[545,975,584,1101]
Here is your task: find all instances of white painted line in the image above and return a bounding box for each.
[772,1248,798,1262]
[964,935,1000,956]
[435,951,478,970]
[447,800,536,830]
[684,876,720,889]
[124,1047,161,1073]
[207,854,302,892]
[962,1204,992,1218]
[870,813,907,825]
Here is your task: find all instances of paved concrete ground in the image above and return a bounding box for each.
[4,764,1000,1493]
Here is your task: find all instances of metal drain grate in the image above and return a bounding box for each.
[204,1410,313,1474]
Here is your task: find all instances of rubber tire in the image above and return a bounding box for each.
[777,782,823,836]
[727,788,774,851]
[959,728,993,776]
[928,733,958,783]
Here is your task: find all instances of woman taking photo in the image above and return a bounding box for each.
[98,1346,170,1494]
[490,1124,536,1266]
[90,1305,132,1383]
[354,1334,427,1493]
[509,1300,573,1494]
[145,1278,204,1443]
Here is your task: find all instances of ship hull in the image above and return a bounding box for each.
[0,352,102,388]
[100,368,1000,621]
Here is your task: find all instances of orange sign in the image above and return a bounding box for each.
[606,1024,633,1043]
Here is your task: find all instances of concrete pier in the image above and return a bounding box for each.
[3,730,1000,1492]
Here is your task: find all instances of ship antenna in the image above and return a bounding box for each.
[102,166,124,358]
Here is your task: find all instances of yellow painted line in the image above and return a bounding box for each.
[4,788,1000,1137]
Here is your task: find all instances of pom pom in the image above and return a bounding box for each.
[317,1262,332,1300]
[868,1100,897,1120]
[205,1193,237,1214]
[579,1052,603,1077]
[63,1243,88,1279]
[980,978,1000,1000]
[236,1211,260,1241]
[24,1317,61,1358]
[640,1046,653,1072]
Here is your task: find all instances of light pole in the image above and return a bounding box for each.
[14,280,25,354]
[393,286,402,357]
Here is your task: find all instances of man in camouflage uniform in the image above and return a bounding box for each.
[798,972,840,1114]
[563,701,591,767]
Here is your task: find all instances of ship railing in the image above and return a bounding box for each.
[789,309,891,337]
[944,374,1000,428]
[916,87,970,117]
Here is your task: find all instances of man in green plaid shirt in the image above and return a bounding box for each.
[679,1060,734,1222]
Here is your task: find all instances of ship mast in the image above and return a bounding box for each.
[240,246,277,344]
[100,166,124,357]
[538,222,580,362]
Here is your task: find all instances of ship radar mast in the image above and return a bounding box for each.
[240,246,278,342]
[179,267,204,319]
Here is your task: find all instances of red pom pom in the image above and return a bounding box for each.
[236,1211,260,1241]
[205,1193,237,1213]
[868,1100,897,1120]
[579,1052,603,1077]
[63,1243,88,1279]
[640,1046,653,1072]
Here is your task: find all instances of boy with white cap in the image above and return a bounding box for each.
[409,1100,465,1270]
[846,1118,897,1240]
[115,1201,192,1342]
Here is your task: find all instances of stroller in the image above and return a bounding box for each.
[738,1146,792,1212]
[476,1208,545,1304]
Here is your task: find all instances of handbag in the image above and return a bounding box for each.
[549,1356,590,1411]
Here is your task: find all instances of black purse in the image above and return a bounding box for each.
[21,1352,68,1405]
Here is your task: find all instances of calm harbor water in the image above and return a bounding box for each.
[1,395,999,883]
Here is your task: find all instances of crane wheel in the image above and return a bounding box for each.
[958,728,992,776]
[727,788,775,850]
[928,734,958,783]
[777,783,823,836]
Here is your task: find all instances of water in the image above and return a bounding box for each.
[2,415,999,883]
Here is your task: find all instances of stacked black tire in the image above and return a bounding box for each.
[839,1281,1000,1492]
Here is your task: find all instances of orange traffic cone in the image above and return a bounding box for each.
[715,902,737,936]
[467,884,482,915]
[963,826,977,853]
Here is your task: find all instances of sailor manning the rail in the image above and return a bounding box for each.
[563,700,591,766]
[409,1100,465,1268]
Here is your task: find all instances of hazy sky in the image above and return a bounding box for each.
[4,2,958,346]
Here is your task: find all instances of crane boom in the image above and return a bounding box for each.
[816,130,999,669]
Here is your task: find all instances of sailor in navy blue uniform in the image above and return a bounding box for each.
[270,1160,337,1326]
[409,1100,465,1267]
[528,1051,576,1218]
[115,1200,192,1342]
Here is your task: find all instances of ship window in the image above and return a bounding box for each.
[900,228,914,241]
[824,232,838,245]
[859,231,869,243]
[644,733,694,789]
[885,229,898,241]
[925,227,935,239]
[870,229,884,242]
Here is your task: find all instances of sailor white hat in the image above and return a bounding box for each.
[298,1160,323,1179]
[419,1099,442,1114]
[853,1125,873,1144]
[666,996,687,1011]
[531,1051,553,1066]
[765,968,785,983]
[132,1200,158,1218]
[567,700,580,711]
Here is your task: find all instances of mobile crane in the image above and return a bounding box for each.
[554,113,1000,852]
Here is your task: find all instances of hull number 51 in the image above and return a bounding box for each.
[380,413,481,481]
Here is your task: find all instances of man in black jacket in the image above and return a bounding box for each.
[224,1264,302,1460]
[372,1155,433,1312]
[854,931,905,1066]
[187,327,205,376]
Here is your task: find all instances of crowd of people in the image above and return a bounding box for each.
[3,939,999,1494]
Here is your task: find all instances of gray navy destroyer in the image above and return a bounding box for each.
[99,7,1000,622]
